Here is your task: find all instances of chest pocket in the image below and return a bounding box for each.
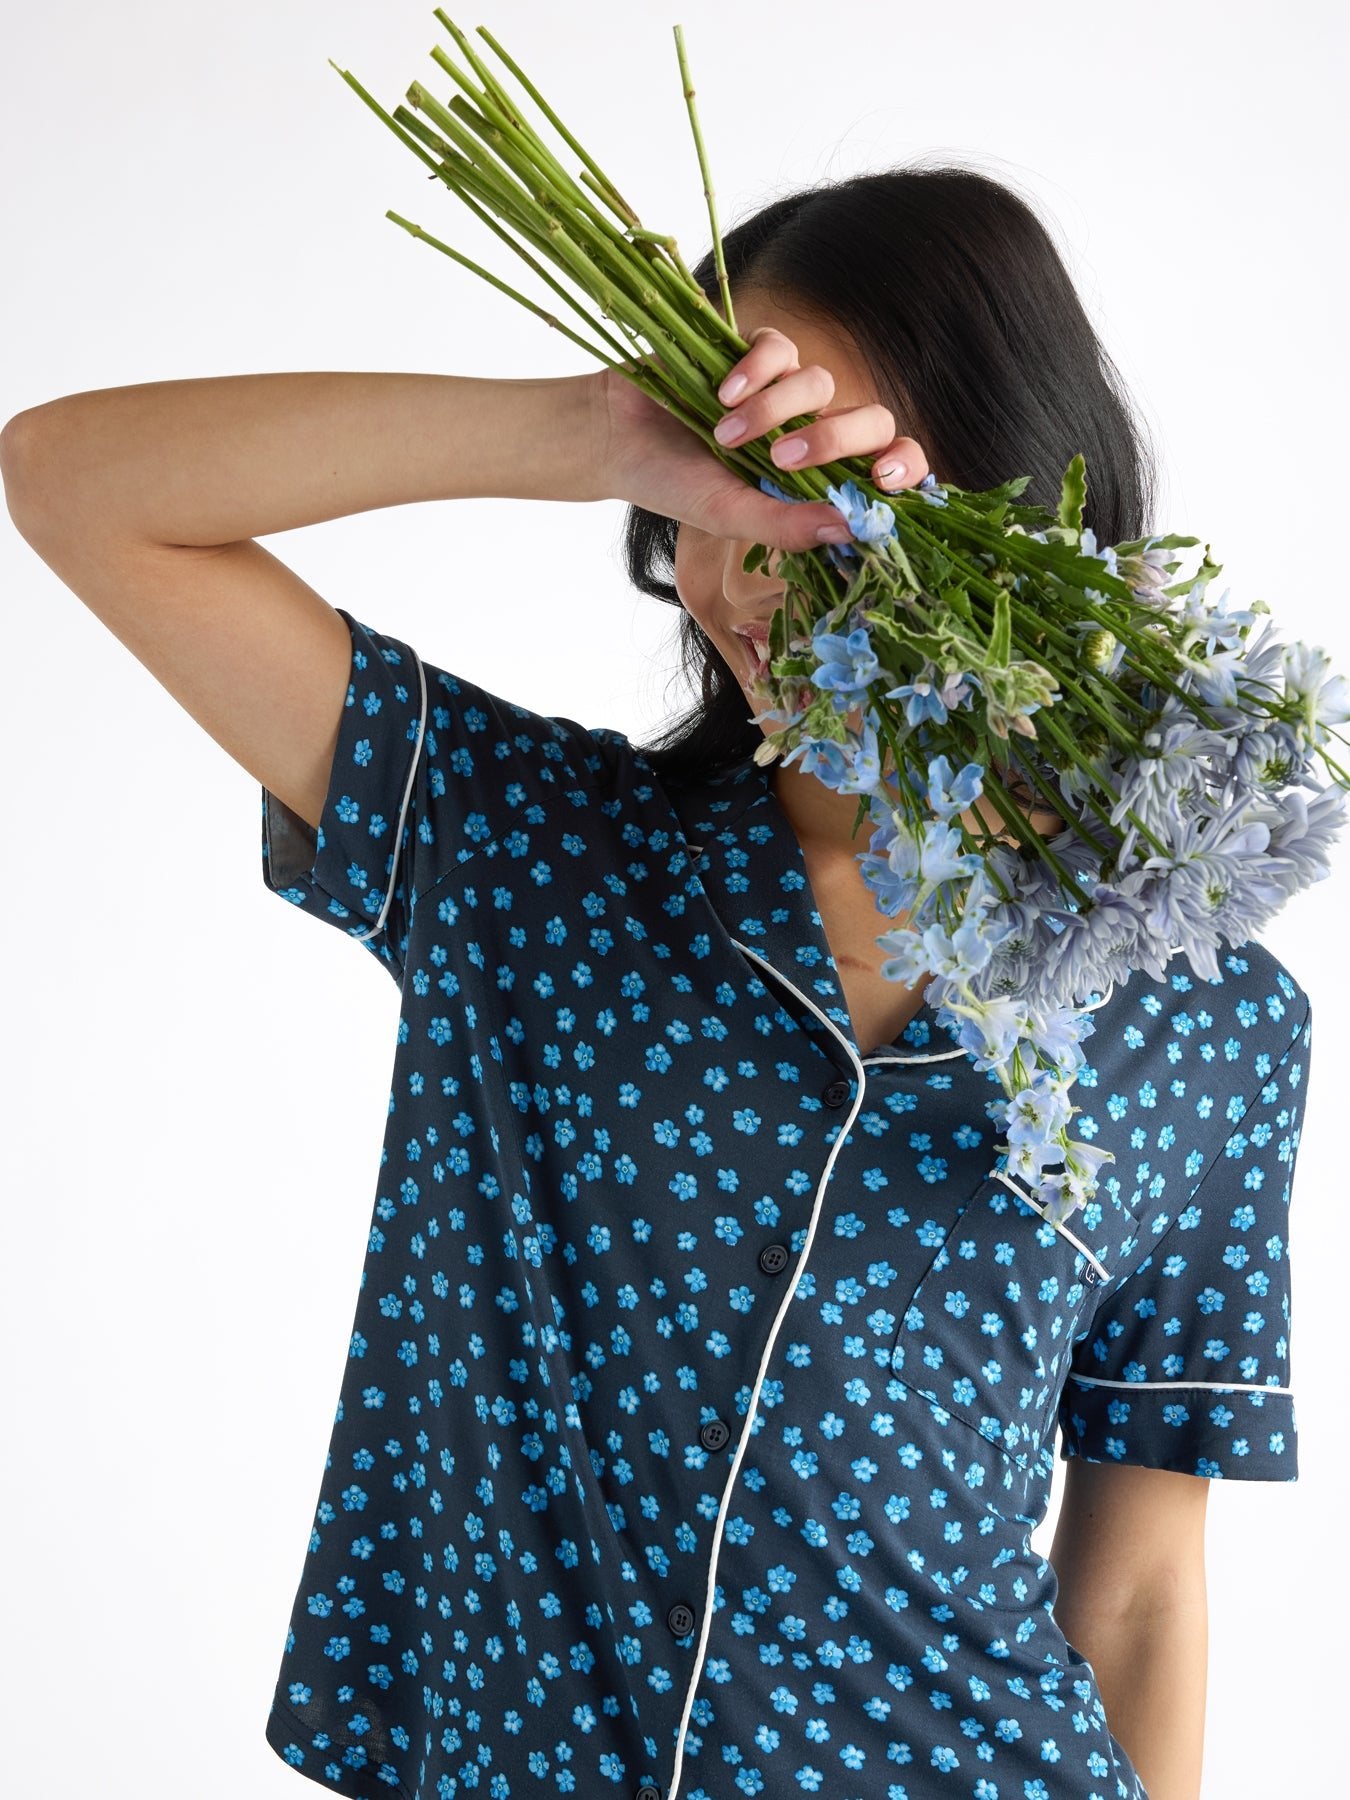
[890,1172,1110,1468]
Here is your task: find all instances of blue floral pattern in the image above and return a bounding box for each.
[258,610,1312,1800]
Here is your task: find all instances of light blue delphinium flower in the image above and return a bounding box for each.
[926,754,985,821]
[826,477,899,544]
[1004,1067,1074,1153]
[878,913,1001,989]
[1176,644,1247,708]
[916,471,948,508]
[1052,1137,1119,1219]
[1077,526,1120,579]
[1281,640,1350,751]
[884,671,951,728]
[917,819,985,887]
[759,471,860,571]
[838,715,885,794]
[780,716,879,798]
[857,805,921,916]
[873,920,928,987]
[810,621,880,712]
[1023,1003,1098,1073]
[785,737,853,791]
[1178,581,1259,650]
[948,994,1030,1074]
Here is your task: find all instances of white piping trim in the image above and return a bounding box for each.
[353,648,428,943]
[987,1169,1110,1284]
[665,940,868,1800]
[1066,1373,1294,1397]
[860,980,1117,1067]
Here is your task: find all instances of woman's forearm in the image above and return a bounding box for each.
[1,369,603,547]
[1057,1573,1208,1799]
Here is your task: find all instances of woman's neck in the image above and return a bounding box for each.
[769,758,877,858]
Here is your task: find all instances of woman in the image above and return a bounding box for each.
[0,166,1311,1800]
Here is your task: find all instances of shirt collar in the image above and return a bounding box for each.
[659,753,963,1065]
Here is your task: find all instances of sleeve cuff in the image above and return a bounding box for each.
[1058,1374,1299,1481]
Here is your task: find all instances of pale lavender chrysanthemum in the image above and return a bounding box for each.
[967,900,1043,1000]
[1030,881,1157,1003]
[1108,716,1231,832]
[1228,722,1308,794]
[1258,782,1350,892]
[1134,803,1284,979]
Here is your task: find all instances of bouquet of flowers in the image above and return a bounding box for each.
[330,12,1350,1224]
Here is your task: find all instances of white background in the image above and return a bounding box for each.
[1,1,1344,1793]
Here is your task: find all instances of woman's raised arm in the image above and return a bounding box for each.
[0,370,604,831]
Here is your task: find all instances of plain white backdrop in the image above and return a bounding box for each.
[2,1,1344,1793]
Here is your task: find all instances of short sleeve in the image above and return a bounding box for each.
[260,607,631,985]
[1057,1002,1312,1481]
[261,609,428,983]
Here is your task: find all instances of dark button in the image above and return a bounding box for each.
[636,1786,664,1800]
[821,1078,851,1107]
[667,1602,696,1637]
[699,1416,731,1452]
[758,1242,789,1276]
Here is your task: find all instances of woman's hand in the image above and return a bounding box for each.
[585,325,931,553]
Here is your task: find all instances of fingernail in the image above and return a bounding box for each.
[876,459,906,484]
[714,413,747,445]
[773,437,807,466]
[718,372,748,403]
[816,524,851,544]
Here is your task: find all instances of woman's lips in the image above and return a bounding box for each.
[733,631,771,683]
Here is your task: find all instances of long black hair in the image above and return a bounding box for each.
[624,162,1158,784]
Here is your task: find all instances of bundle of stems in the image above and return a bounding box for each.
[327,13,1349,1222]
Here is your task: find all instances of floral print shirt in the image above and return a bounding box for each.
[257,609,1312,1800]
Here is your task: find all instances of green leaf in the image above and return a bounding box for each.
[742,541,770,575]
[989,588,1012,666]
[937,584,974,624]
[1057,453,1087,535]
[1114,532,1200,555]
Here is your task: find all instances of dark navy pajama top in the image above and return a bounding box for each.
[257,608,1313,1800]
